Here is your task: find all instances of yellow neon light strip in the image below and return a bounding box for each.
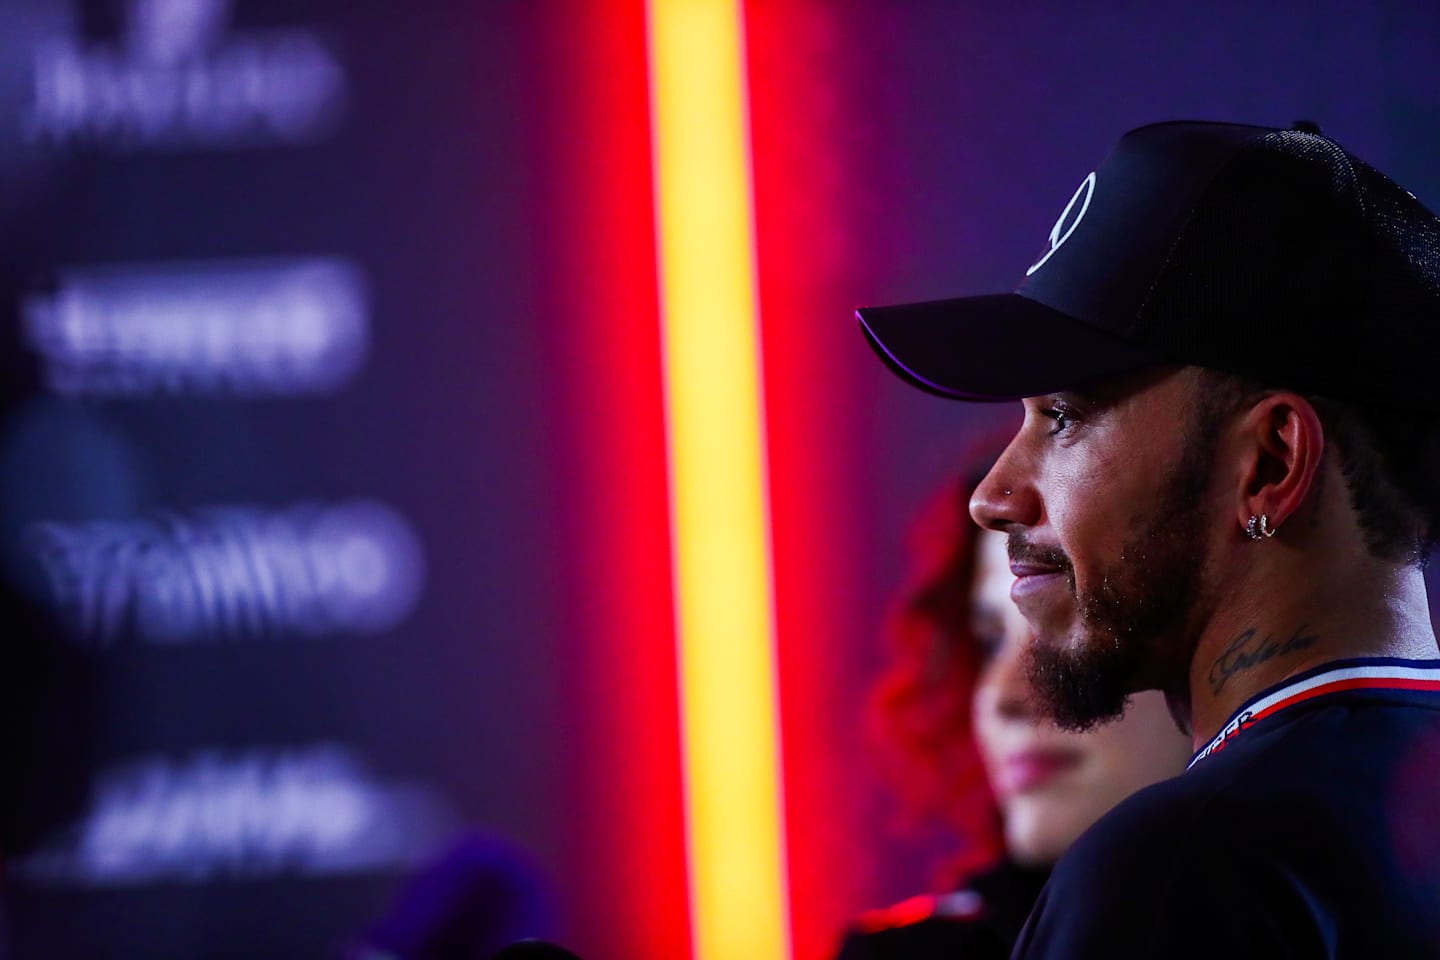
[646,3,791,960]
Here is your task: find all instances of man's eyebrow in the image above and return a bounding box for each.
[1034,389,1100,408]
[1055,376,1152,409]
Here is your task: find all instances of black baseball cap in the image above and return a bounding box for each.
[856,120,1440,407]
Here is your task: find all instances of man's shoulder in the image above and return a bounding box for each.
[1015,694,1440,958]
[1036,732,1343,920]
[1052,766,1232,880]
[1014,771,1327,958]
[1062,692,1440,872]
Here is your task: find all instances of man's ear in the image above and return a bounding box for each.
[1232,392,1325,536]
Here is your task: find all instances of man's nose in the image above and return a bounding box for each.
[970,445,1040,532]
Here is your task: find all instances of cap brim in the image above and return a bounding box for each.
[856,292,1166,401]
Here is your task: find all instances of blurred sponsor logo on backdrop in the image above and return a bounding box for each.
[0,2,567,957]
[23,0,347,151]
[27,499,425,645]
[20,743,454,886]
[23,258,370,397]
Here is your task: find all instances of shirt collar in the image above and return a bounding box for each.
[1188,657,1440,769]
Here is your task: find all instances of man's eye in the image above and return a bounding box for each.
[1041,407,1077,435]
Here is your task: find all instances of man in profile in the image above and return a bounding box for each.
[857,120,1440,956]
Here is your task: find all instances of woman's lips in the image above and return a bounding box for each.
[997,749,1083,795]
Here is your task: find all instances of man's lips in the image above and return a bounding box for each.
[996,749,1083,795]
[1009,561,1067,601]
[1009,561,1062,577]
[1007,534,1071,589]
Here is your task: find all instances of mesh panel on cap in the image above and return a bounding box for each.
[1355,155,1440,396]
[1134,131,1440,407]
[1135,132,1366,398]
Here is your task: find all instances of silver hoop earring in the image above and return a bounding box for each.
[1246,514,1277,541]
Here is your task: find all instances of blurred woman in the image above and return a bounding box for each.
[834,456,1191,959]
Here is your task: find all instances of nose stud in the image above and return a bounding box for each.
[1003,488,1012,496]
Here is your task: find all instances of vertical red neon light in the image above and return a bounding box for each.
[647,2,791,959]
[547,3,861,957]
[746,4,865,958]
[542,4,691,958]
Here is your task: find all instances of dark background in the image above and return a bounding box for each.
[1,2,1438,958]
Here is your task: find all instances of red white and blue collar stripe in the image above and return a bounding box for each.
[1189,657,1440,769]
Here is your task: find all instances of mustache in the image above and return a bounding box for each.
[1007,532,1073,575]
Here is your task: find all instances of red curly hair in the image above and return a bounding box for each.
[867,448,1007,881]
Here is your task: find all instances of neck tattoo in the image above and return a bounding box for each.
[1208,624,1320,695]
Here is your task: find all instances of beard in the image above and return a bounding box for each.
[1013,441,1216,732]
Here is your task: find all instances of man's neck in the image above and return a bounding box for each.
[1182,563,1439,752]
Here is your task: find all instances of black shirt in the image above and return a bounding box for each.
[835,858,1049,960]
[1012,657,1440,959]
